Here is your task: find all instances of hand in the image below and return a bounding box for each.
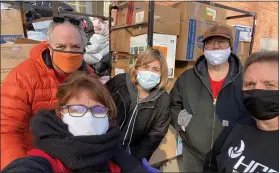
[142,158,161,173]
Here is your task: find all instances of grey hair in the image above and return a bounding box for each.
[46,21,88,46]
[244,51,279,72]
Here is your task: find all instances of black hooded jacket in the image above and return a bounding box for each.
[106,73,171,161]
[170,53,249,163]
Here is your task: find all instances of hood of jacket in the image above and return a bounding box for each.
[194,52,242,83]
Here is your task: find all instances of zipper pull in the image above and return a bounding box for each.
[213,99,217,106]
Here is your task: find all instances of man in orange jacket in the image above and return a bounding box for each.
[1,16,95,169]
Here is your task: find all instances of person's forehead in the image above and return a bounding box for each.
[51,24,82,40]
[244,61,278,82]
[144,60,161,67]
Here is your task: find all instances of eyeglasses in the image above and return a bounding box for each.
[53,16,81,26]
[60,104,109,118]
[205,38,230,49]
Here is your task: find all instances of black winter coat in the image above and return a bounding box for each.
[106,73,171,161]
[170,53,249,163]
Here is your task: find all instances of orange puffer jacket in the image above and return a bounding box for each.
[0,41,94,170]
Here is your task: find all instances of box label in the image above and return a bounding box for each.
[233,25,252,42]
[206,7,216,21]
[233,29,241,54]
[186,19,197,60]
[1,35,24,44]
[176,134,183,156]
[135,11,145,23]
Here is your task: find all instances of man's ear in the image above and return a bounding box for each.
[83,48,86,54]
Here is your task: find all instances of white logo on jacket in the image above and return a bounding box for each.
[228,140,245,158]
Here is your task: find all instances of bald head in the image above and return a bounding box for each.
[47,22,87,52]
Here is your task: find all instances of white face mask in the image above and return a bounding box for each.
[62,112,109,136]
[204,48,231,66]
[137,70,161,90]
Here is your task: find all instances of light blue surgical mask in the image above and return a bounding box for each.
[137,71,161,90]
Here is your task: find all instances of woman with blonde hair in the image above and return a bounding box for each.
[106,49,171,161]
[2,71,151,173]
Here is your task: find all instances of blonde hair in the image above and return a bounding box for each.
[129,49,169,90]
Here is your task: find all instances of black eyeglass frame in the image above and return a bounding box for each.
[60,104,109,118]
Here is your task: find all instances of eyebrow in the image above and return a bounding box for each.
[55,43,66,46]
[153,67,160,70]
[71,44,82,47]
[55,43,81,47]
[261,80,278,84]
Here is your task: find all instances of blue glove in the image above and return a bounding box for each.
[142,158,161,173]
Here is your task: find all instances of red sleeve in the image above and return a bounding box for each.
[109,161,121,173]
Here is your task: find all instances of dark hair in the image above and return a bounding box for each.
[244,51,279,72]
[55,71,117,123]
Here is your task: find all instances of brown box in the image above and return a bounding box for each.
[172,2,227,23]
[1,42,38,83]
[130,2,180,36]
[238,53,250,65]
[149,125,179,165]
[174,61,196,78]
[1,9,24,44]
[116,7,128,26]
[111,54,131,77]
[176,17,218,61]
[238,41,251,55]
[176,18,240,61]
[111,29,132,53]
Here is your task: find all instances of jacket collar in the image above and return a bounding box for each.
[194,52,242,81]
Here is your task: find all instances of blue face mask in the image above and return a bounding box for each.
[137,71,161,90]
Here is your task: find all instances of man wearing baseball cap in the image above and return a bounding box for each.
[170,25,249,172]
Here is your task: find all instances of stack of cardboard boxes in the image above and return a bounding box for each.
[111,2,242,90]
[237,41,251,64]
[1,8,39,83]
[111,2,180,79]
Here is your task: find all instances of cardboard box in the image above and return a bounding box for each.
[172,2,227,23]
[239,53,249,65]
[1,9,24,44]
[176,18,218,61]
[130,34,177,78]
[238,41,251,55]
[149,125,182,165]
[176,18,240,61]
[111,53,135,77]
[174,61,195,78]
[116,7,128,26]
[111,29,132,53]
[130,2,180,36]
[14,38,40,44]
[1,43,38,83]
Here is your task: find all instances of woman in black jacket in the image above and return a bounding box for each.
[2,72,151,173]
[106,49,171,161]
